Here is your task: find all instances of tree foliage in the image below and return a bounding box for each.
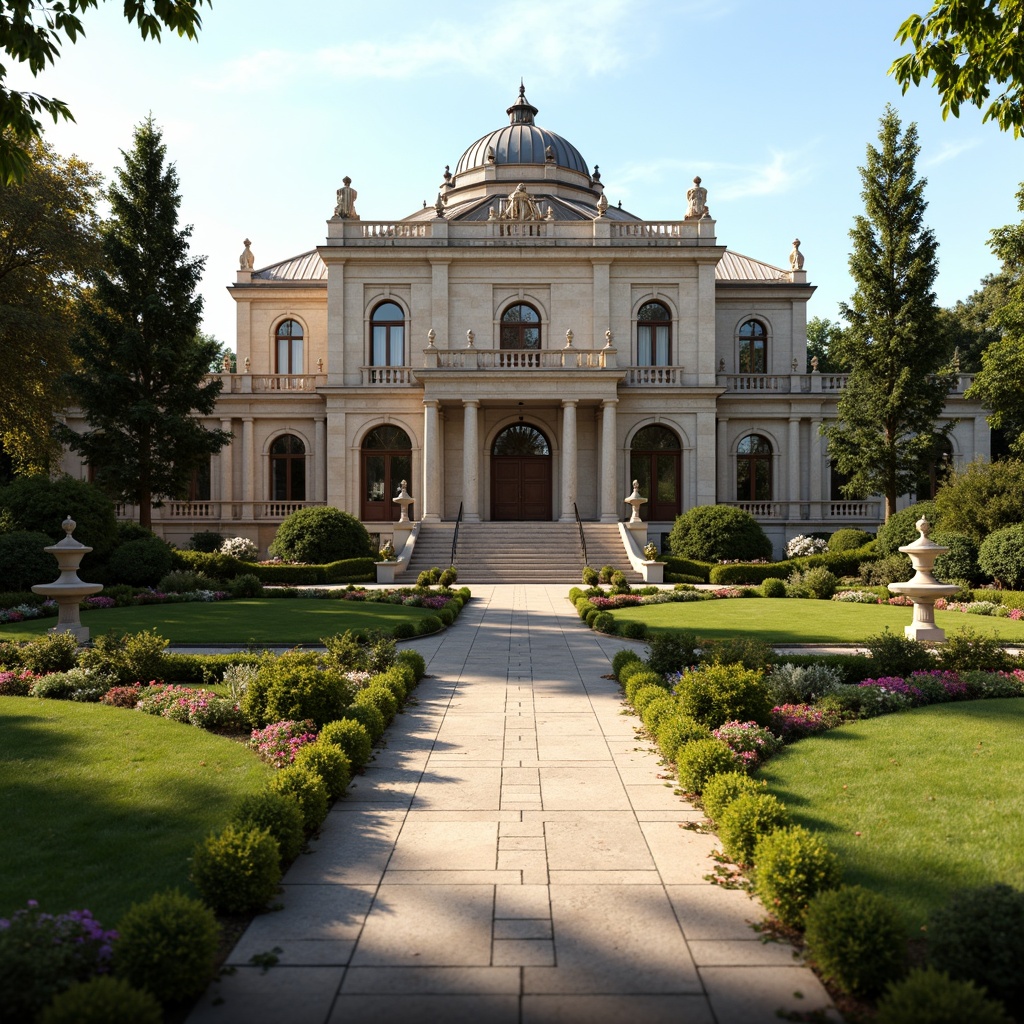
[59,116,230,528]
[890,1,1024,137]
[933,457,1024,540]
[0,0,209,183]
[805,316,847,373]
[823,106,955,521]
[0,136,101,472]
[937,273,1010,372]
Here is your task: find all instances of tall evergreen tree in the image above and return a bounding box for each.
[60,116,229,528]
[823,105,955,522]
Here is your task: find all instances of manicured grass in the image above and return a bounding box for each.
[757,699,1024,933]
[610,598,1024,644]
[0,598,438,644]
[0,698,272,923]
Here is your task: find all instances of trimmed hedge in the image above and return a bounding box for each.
[662,556,713,583]
[171,550,376,585]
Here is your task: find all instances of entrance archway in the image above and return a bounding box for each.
[490,424,552,520]
[361,424,412,521]
[630,425,681,521]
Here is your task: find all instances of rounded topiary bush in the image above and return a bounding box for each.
[269,506,371,564]
[761,576,787,598]
[396,648,426,682]
[669,505,772,563]
[978,524,1024,590]
[417,615,442,635]
[828,528,873,552]
[190,824,281,915]
[319,717,374,769]
[700,771,764,824]
[619,621,648,640]
[876,501,938,557]
[353,683,398,725]
[618,659,653,688]
[189,530,224,553]
[344,702,385,743]
[592,612,616,634]
[717,792,792,866]
[655,713,711,762]
[675,662,773,728]
[269,763,330,832]
[624,669,668,703]
[293,739,352,800]
[926,883,1024,1013]
[803,885,906,998]
[676,737,740,793]
[38,976,162,1024]
[932,531,981,585]
[0,530,60,590]
[107,536,174,587]
[631,684,669,715]
[241,653,353,729]
[640,694,678,734]
[612,648,642,680]
[113,889,219,1005]
[753,825,841,927]
[230,790,306,863]
[875,967,1012,1024]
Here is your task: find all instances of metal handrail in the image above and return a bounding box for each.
[573,502,587,568]
[451,501,463,568]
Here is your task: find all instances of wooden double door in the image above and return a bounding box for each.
[490,424,552,521]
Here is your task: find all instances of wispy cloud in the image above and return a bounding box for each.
[923,139,981,167]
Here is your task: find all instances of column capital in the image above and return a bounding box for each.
[601,397,618,409]
[462,398,480,408]
[423,398,440,409]
[561,398,579,409]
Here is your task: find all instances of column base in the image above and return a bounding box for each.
[600,513,620,523]
[905,624,946,642]
[462,512,481,523]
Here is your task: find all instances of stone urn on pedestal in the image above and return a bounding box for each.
[31,516,103,642]
[887,517,960,642]
[623,481,666,584]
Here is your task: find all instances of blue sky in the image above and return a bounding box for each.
[18,0,1024,347]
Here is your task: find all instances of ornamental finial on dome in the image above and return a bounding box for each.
[507,81,538,125]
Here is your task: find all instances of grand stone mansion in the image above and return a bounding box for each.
[61,86,989,561]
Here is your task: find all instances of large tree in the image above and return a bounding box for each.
[823,106,956,522]
[966,183,1024,454]
[0,135,101,472]
[890,1,1024,136]
[805,316,847,374]
[0,0,210,183]
[60,116,230,528]
[936,272,1010,372]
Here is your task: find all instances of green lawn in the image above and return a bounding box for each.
[0,598,438,644]
[611,598,1024,644]
[0,698,272,923]
[757,699,1024,933]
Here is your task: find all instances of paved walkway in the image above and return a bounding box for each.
[188,584,837,1024]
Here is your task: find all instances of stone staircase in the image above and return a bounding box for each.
[400,521,639,584]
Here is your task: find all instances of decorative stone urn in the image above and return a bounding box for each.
[31,516,103,642]
[624,480,647,524]
[887,517,960,642]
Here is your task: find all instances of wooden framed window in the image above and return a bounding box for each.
[500,303,541,350]
[736,434,772,500]
[637,301,671,366]
[275,319,304,374]
[371,302,405,366]
[270,434,305,501]
[738,319,767,373]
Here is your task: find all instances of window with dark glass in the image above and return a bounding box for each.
[738,320,767,373]
[361,424,413,521]
[630,425,681,520]
[736,434,772,501]
[492,424,550,455]
[371,302,405,366]
[270,434,305,501]
[500,304,541,350]
[913,435,954,500]
[637,301,671,366]
[275,320,304,374]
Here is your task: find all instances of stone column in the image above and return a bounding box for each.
[220,417,233,515]
[423,399,441,521]
[810,416,823,519]
[716,418,728,502]
[462,399,480,522]
[241,417,254,519]
[788,416,801,518]
[560,399,578,521]
[314,417,327,502]
[600,398,618,522]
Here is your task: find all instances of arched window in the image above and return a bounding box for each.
[500,303,541,350]
[275,320,304,374]
[738,319,767,374]
[736,434,772,501]
[270,434,305,501]
[371,302,405,366]
[630,425,681,521]
[362,424,412,521]
[492,424,550,455]
[637,301,671,366]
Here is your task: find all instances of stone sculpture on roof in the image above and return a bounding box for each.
[239,238,254,271]
[500,182,544,221]
[333,176,359,219]
[685,177,710,220]
[789,239,805,271]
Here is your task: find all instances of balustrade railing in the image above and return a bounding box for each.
[725,501,787,518]
[624,366,682,385]
[361,366,413,385]
[430,349,607,370]
[828,500,881,519]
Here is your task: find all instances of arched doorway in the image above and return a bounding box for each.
[491,424,552,520]
[630,425,681,520]
[361,425,412,521]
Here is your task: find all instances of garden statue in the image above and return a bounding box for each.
[888,517,960,641]
[31,516,103,642]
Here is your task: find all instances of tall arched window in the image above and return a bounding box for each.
[275,320,304,374]
[630,424,681,520]
[738,319,767,374]
[500,303,541,349]
[736,434,772,501]
[362,424,412,521]
[371,302,405,366]
[270,434,305,501]
[637,301,671,366]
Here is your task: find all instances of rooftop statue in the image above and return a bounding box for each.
[500,182,544,221]
[334,176,359,219]
[685,176,710,220]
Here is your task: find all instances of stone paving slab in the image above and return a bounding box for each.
[187,583,838,1024]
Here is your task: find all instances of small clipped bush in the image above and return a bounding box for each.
[926,883,1024,1013]
[228,573,264,598]
[753,825,841,927]
[189,530,224,553]
[803,885,906,998]
[865,629,934,677]
[619,621,648,640]
[645,631,701,675]
[717,792,791,865]
[676,662,773,728]
[344,701,385,743]
[190,824,281,914]
[319,717,373,769]
[392,621,417,641]
[293,739,352,800]
[354,683,399,725]
[785,566,839,600]
[418,614,443,635]
[676,737,740,793]
[611,648,642,680]
[761,576,787,598]
[242,653,355,729]
[230,790,306,863]
[669,505,773,563]
[113,889,219,1005]
[624,669,668,703]
[38,976,162,1024]
[876,501,939,556]
[269,763,330,832]
[631,684,669,715]
[592,612,616,634]
[828,528,873,552]
[396,648,426,682]
[618,658,652,688]
[269,506,371,564]
[640,694,678,734]
[107,536,175,587]
[582,566,599,586]
[655,713,711,762]
[875,967,1012,1024]
[0,531,59,590]
[19,632,79,675]
[700,771,764,824]
[978,523,1024,589]
[438,566,458,587]
[372,667,407,703]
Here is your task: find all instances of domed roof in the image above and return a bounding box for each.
[455,85,590,177]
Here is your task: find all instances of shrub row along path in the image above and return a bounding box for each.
[187,584,836,1024]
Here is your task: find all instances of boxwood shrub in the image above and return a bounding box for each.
[717,792,792,865]
[655,713,712,763]
[676,737,740,793]
[230,790,306,863]
[875,967,1012,1024]
[190,825,281,914]
[675,662,773,728]
[700,771,765,824]
[753,825,841,927]
[611,648,643,680]
[319,718,374,769]
[293,740,352,800]
[38,975,162,1024]
[269,763,329,832]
